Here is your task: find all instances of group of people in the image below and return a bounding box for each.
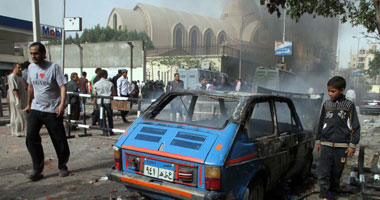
[6,42,361,200]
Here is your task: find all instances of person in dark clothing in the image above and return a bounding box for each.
[168,73,184,121]
[112,70,122,90]
[316,76,360,200]
[66,72,80,130]
[216,76,232,91]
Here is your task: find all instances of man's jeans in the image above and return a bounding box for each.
[93,104,113,135]
[26,110,70,172]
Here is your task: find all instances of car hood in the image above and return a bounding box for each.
[121,123,219,163]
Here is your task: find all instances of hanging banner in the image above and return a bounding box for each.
[275,40,292,56]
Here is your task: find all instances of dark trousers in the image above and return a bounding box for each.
[318,145,347,199]
[93,104,113,135]
[26,110,70,172]
[120,95,129,121]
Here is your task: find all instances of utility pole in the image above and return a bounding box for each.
[61,0,66,73]
[239,11,255,79]
[282,9,286,64]
[127,42,134,81]
[31,0,40,42]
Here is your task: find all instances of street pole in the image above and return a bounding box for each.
[239,11,255,80]
[356,37,361,69]
[239,17,243,79]
[127,42,134,81]
[31,0,40,42]
[142,40,146,81]
[61,0,66,73]
[282,9,286,64]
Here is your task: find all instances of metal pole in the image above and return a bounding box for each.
[142,41,146,82]
[356,38,361,69]
[31,0,41,42]
[61,0,66,73]
[282,9,286,64]
[239,17,243,79]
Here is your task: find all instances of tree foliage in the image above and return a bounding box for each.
[48,25,154,49]
[366,50,380,78]
[260,0,380,35]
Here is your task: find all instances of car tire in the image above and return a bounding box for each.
[243,177,265,200]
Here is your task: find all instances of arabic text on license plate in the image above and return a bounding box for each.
[144,164,174,182]
[369,102,377,106]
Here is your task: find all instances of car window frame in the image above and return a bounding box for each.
[244,98,277,140]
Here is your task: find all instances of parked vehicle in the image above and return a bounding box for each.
[178,68,227,89]
[106,90,321,200]
[253,67,296,91]
[359,93,380,115]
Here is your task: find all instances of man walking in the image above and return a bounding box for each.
[93,70,115,136]
[24,42,70,181]
[117,69,130,123]
[168,73,184,121]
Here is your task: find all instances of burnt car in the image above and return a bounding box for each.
[106,90,319,200]
[359,93,380,115]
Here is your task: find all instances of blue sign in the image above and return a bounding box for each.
[41,25,62,38]
[275,41,292,56]
[352,69,362,76]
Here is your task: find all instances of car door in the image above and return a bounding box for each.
[246,99,285,185]
[274,99,302,175]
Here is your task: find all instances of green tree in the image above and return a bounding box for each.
[366,51,380,78]
[261,0,380,36]
[48,25,154,49]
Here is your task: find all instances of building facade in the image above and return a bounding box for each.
[107,0,340,80]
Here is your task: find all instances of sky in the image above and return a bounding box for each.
[0,0,373,68]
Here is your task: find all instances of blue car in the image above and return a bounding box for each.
[106,90,318,200]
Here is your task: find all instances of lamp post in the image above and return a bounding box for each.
[31,0,40,42]
[61,0,66,73]
[352,36,364,69]
[127,42,134,81]
[239,11,255,79]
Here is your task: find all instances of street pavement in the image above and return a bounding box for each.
[0,104,380,199]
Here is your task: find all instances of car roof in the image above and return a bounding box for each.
[167,90,291,101]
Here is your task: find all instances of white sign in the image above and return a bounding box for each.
[64,17,82,31]
[275,41,292,56]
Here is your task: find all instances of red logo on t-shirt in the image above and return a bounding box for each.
[40,73,45,79]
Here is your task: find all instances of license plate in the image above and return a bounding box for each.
[369,102,377,106]
[143,159,174,182]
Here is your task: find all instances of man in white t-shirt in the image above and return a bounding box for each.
[24,42,70,181]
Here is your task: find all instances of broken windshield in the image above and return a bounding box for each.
[145,94,240,129]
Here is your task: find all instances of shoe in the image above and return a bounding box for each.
[59,168,69,177]
[29,170,43,181]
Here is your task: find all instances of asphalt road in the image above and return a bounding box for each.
[0,108,380,200]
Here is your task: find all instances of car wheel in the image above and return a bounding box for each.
[242,177,265,200]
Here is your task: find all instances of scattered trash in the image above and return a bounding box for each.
[364,120,370,123]
[99,176,108,181]
[109,189,117,193]
[89,179,98,184]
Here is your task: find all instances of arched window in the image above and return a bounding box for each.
[218,32,226,45]
[189,26,200,54]
[173,24,185,49]
[113,14,117,30]
[176,29,183,48]
[205,31,213,54]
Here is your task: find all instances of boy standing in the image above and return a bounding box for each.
[316,76,360,199]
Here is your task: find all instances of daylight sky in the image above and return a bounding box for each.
[0,0,373,68]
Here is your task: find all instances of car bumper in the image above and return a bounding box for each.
[359,106,380,114]
[106,167,225,200]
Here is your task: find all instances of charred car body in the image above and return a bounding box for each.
[106,90,322,200]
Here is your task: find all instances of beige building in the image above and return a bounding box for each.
[348,44,376,70]
[107,0,339,80]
